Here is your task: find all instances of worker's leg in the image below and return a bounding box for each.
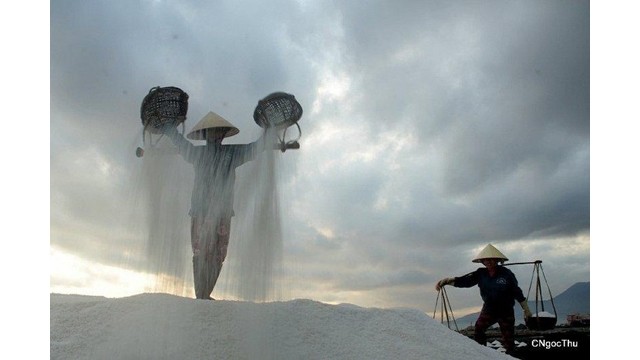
[191,216,216,299]
[215,218,231,269]
[474,309,497,347]
[191,216,202,299]
[191,216,205,299]
[497,309,516,354]
[202,217,231,299]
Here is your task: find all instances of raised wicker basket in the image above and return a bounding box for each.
[140,86,189,134]
[253,92,303,129]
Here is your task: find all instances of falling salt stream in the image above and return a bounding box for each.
[133,138,193,297]
[120,126,289,358]
[228,128,285,302]
[128,127,285,302]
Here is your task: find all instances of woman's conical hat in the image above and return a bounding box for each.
[472,243,509,263]
[186,111,240,140]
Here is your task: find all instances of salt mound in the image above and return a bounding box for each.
[50,293,514,359]
[533,311,556,318]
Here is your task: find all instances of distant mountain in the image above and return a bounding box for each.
[454,282,589,326]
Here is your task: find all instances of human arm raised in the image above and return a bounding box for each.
[161,123,200,163]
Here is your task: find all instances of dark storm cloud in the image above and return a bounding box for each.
[51,0,310,140]
[272,0,589,310]
[318,0,590,243]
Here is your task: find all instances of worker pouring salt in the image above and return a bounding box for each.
[162,111,269,300]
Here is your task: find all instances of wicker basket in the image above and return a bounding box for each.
[140,86,189,133]
[525,316,557,331]
[253,92,302,129]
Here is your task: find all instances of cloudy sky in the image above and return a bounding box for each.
[47,0,594,317]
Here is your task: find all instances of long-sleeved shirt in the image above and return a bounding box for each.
[165,127,264,218]
[454,266,526,313]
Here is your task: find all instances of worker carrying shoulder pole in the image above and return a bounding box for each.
[435,243,532,355]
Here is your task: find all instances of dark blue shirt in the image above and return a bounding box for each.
[454,266,526,313]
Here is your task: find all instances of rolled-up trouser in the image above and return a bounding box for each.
[191,216,231,299]
[474,306,516,354]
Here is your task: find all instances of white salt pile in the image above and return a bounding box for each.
[50,293,515,359]
[486,339,528,353]
[532,311,556,318]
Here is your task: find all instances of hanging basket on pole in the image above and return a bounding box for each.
[505,260,558,330]
[525,260,558,330]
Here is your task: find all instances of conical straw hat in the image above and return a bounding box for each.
[186,111,240,140]
[472,243,509,263]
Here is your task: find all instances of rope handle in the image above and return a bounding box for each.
[432,287,459,332]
